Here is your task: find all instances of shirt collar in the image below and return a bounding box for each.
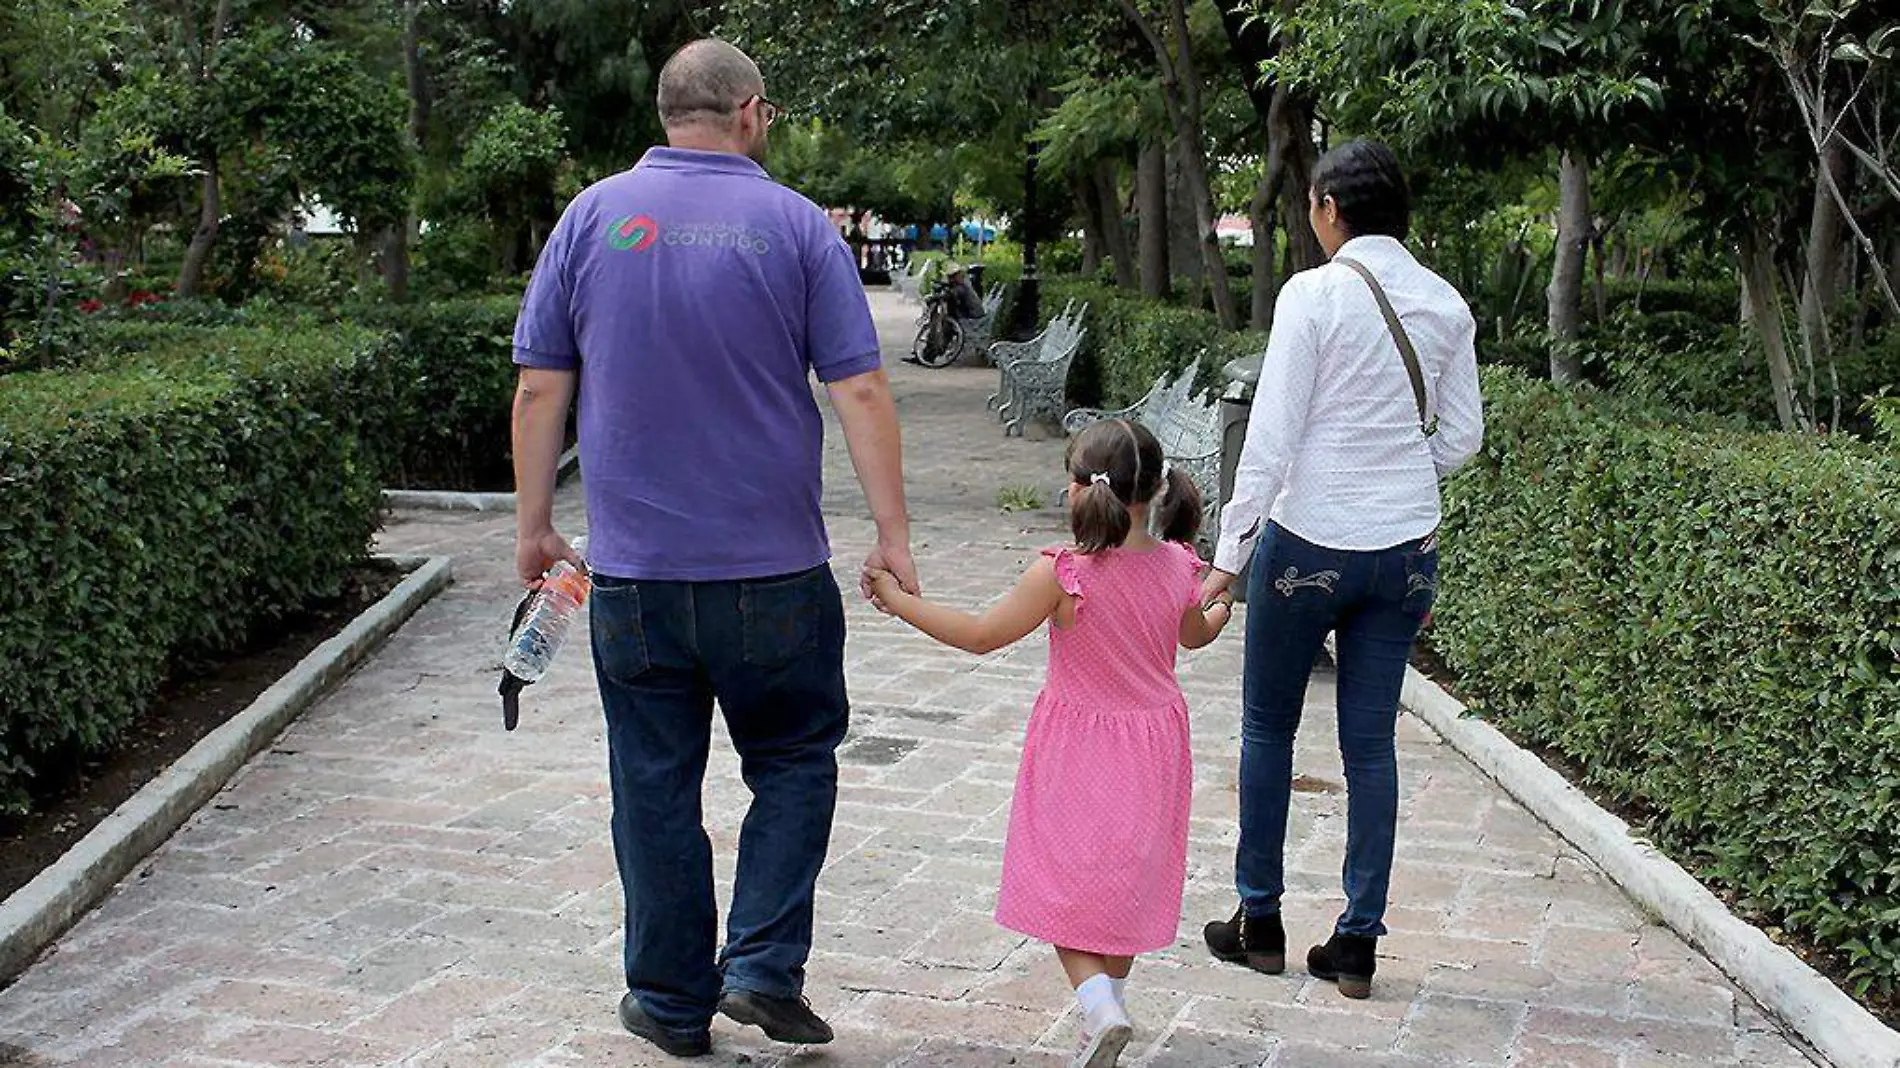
[636,146,769,179]
[1334,234,1409,262]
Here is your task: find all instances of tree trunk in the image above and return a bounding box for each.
[1137,139,1170,298]
[1267,83,1323,272]
[1126,0,1238,329]
[175,0,235,300]
[381,0,426,302]
[1076,173,1105,277]
[1797,135,1849,391]
[1218,0,1321,275]
[1166,141,1202,299]
[1093,160,1135,289]
[1248,164,1277,331]
[1590,219,1608,321]
[1547,149,1590,384]
[1013,141,1042,337]
[176,161,222,299]
[1739,227,1808,431]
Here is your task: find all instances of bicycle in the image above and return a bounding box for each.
[908,281,966,368]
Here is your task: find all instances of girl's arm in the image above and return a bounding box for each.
[871,557,1065,655]
[1179,593,1234,650]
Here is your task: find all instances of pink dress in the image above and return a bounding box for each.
[993,541,1203,956]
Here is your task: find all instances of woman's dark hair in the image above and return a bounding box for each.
[1067,419,1204,553]
[1311,139,1411,241]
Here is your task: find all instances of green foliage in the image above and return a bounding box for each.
[357,296,522,491]
[217,27,417,235]
[0,325,387,814]
[459,101,566,221]
[1262,0,1681,152]
[996,484,1043,512]
[1035,279,1264,408]
[1435,368,1900,995]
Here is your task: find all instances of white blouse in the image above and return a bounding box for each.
[1214,235,1484,574]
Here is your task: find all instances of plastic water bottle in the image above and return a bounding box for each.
[502,537,591,684]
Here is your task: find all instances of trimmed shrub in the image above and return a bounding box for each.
[358,296,521,490]
[0,325,387,814]
[1435,367,1900,995]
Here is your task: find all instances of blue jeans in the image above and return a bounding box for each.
[1236,523,1436,938]
[590,564,849,1034]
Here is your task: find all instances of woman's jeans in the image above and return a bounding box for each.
[1237,522,1437,938]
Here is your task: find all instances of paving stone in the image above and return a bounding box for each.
[0,290,1811,1067]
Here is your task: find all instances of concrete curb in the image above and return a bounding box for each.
[1397,661,1900,1068]
[0,555,454,985]
[381,446,579,513]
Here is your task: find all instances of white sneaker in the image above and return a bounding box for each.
[1071,1012,1133,1068]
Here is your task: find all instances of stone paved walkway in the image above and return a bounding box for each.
[0,291,1820,1068]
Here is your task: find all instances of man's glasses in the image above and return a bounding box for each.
[742,94,781,128]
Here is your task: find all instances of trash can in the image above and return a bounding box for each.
[1219,352,1263,602]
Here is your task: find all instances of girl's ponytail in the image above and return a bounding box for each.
[1153,463,1204,546]
[1071,473,1133,553]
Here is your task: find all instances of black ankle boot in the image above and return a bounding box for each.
[1203,907,1286,974]
[1307,933,1378,999]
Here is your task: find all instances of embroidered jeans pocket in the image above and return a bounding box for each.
[1266,532,1345,615]
[1401,548,1439,618]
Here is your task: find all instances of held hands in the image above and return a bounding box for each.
[860,539,920,602]
[864,567,908,617]
[1200,568,1238,611]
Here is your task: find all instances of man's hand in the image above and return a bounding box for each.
[517,528,583,589]
[861,539,919,600]
[1201,568,1239,610]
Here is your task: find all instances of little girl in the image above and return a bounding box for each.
[868,418,1234,1068]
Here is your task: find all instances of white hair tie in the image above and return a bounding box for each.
[1090,472,1111,486]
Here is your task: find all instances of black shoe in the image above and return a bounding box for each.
[1203,907,1286,974]
[718,989,834,1045]
[1307,932,1378,999]
[618,992,712,1058]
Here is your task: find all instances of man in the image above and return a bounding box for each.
[510,38,917,1059]
[904,263,986,365]
[939,262,985,321]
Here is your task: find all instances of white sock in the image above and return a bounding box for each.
[1076,974,1122,1033]
[1110,977,1127,1007]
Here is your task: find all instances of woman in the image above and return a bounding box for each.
[1198,140,1484,999]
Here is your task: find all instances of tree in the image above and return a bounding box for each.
[1260,0,1681,384]
[1217,0,1322,330]
[1123,0,1240,329]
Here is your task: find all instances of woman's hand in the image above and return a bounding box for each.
[1200,568,1238,609]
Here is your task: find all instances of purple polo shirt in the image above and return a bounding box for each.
[512,147,881,581]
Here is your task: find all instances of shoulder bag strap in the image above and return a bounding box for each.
[1333,256,1437,437]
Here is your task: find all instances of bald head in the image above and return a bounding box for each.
[657,39,764,128]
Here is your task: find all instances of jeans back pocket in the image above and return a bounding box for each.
[740,568,825,669]
[1401,547,1438,619]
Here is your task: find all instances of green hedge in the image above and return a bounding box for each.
[359,296,521,490]
[1034,279,1264,409]
[1436,368,1900,995]
[0,326,388,814]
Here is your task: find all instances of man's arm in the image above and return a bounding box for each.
[827,368,918,594]
[513,368,582,586]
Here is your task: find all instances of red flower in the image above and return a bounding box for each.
[78,299,103,314]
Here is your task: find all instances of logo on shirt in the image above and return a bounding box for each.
[607,215,660,252]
